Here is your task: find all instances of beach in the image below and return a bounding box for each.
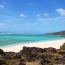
[0,39,65,52]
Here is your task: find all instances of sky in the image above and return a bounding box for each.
[0,0,65,34]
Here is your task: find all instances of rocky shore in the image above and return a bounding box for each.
[0,43,65,65]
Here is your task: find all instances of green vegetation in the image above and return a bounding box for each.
[60,43,65,50]
[48,31,65,36]
[0,43,65,65]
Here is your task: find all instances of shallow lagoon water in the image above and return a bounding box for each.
[0,34,64,46]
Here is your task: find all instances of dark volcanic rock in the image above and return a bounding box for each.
[4,52,16,59]
[0,45,65,65]
[19,63,25,65]
[0,49,5,55]
[58,50,65,55]
[0,59,5,65]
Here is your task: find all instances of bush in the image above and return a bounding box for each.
[60,43,65,50]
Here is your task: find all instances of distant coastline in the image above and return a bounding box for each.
[0,30,65,35]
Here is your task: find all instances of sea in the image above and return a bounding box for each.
[0,34,65,47]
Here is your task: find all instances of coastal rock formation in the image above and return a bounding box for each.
[0,43,65,65]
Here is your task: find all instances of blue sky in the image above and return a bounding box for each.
[0,0,65,34]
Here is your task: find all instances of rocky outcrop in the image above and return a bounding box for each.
[0,44,65,65]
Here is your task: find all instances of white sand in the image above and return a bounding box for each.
[0,39,65,52]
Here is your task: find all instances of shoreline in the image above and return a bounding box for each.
[0,39,65,52]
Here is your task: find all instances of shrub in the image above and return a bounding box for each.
[60,43,65,50]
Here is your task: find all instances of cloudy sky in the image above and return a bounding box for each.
[0,0,65,34]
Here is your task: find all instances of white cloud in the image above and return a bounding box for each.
[0,4,4,8]
[20,14,26,17]
[37,16,65,22]
[36,13,49,17]
[0,0,9,9]
[56,8,65,16]
[36,14,41,17]
[0,23,5,26]
[43,13,49,17]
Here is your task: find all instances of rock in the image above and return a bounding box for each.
[0,49,5,55]
[48,47,57,53]
[0,59,5,65]
[58,50,65,55]
[19,63,26,65]
[5,52,16,59]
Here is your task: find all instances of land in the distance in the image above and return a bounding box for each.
[0,30,65,35]
[48,31,65,35]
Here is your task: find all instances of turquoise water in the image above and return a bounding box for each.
[0,34,64,46]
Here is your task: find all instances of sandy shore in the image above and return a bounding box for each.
[0,39,65,52]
